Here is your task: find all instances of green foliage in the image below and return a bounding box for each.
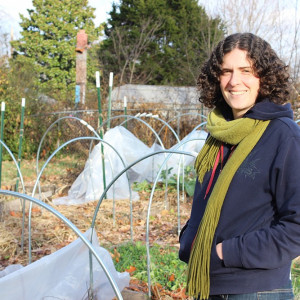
[292,260,300,296]
[11,0,101,97]
[132,180,153,193]
[181,166,197,197]
[114,244,300,295]
[113,245,300,297]
[113,241,187,291]
[98,0,225,86]
[160,166,196,197]
[0,59,48,159]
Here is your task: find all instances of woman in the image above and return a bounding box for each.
[179,32,300,300]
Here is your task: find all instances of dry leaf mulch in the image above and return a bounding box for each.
[0,189,192,299]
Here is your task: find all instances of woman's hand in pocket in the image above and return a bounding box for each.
[216,243,223,260]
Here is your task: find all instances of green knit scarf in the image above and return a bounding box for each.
[187,108,270,299]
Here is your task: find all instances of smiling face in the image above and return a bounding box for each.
[219,48,260,119]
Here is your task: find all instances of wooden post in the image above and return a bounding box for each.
[75,29,88,105]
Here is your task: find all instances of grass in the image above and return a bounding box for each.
[0,154,85,188]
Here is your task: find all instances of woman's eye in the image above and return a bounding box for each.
[221,70,231,75]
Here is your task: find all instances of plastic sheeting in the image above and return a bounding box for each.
[0,228,129,300]
[54,126,207,205]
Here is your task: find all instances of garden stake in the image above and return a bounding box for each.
[15,98,25,192]
[107,72,113,130]
[96,71,107,198]
[0,102,5,187]
[16,98,26,254]
[124,96,127,129]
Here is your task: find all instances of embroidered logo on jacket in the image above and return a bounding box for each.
[237,155,260,180]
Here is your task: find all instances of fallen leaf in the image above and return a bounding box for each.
[160,209,169,216]
[119,225,130,233]
[32,207,41,213]
[110,247,121,262]
[9,211,22,217]
[169,273,175,282]
[169,287,188,299]
[125,265,136,274]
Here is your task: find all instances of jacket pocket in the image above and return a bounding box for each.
[210,236,234,275]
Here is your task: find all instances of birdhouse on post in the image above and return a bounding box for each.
[75,29,88,105]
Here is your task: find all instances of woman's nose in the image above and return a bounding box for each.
[228,71,241,86]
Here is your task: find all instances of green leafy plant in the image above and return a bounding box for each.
[160,165,197,197]
[112,241,187,291]
[133,165,197,197]
[132,180,153,193]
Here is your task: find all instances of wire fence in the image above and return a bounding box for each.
[0,104,209,197]
[29,104,209,153]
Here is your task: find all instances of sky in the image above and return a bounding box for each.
[0,0,117,37]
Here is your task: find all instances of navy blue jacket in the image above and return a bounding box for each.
[179,100,300,295]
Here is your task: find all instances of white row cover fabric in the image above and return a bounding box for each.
[0,228,129,300]
[54,126,207,205]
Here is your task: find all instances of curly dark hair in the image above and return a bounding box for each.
[198,32,292,108]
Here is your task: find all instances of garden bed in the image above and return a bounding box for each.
[0,186,192,299]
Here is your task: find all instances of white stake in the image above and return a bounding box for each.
[96,71,100,88]
[109,72,113,87]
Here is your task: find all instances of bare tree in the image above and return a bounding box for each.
[110,18,162,84]
[179,16,224,84]
[0,10,11,61]
[287,0,300,81]
[198,0,300,84]
[199,0,281,44]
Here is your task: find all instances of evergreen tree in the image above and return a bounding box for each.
[98,0,225,86]
[11,0,100,95]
